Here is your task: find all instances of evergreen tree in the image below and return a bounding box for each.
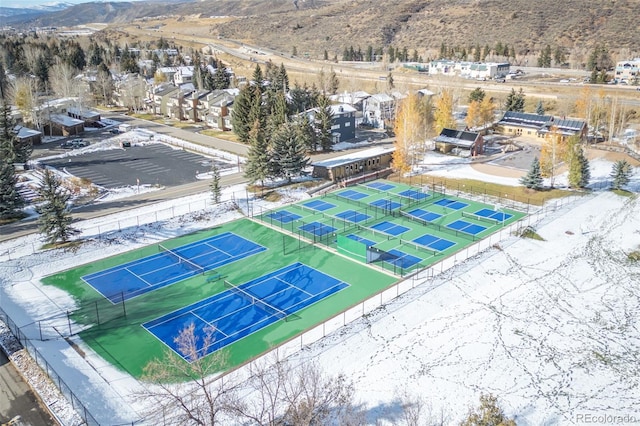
[36,170,79,245]
[209,165,221,203]
[537,45,552,68]
[611,160,632,190]
[469,87,485,103]
[504,88,525,112]
[245,120,271,187]
[316,95,334,152]
[266,91,289,136]
[323,50,328,61]
[567,146,590,188]
[0,113,24,219]
[295,114,316,152]
[251,64,263,88]
[579,149,591,188]
[535,100,545,115]
[212,67,230,89]
[231,84,260,143]
[520,157,543,190]
[270,123,310,183]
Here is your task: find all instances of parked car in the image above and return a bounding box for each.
[109,128,120,134]
[60,139,88,149]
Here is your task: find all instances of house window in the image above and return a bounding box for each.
[331,124,340,130]
[345,122,351,127]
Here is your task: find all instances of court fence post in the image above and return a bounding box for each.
[122,294,127,318]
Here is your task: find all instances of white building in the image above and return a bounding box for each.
[614,58,640,83]
[428,60,510,79]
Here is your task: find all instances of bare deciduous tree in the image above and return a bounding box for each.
[232,351,364,425]
[49,62,78,99]
[136,322,240,425]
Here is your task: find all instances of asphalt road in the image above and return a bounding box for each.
[0,350,56,426]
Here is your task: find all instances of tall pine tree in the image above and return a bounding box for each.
[36,170,79,245]
[244,120,271,188]
[315,95,334,152]
[0,98,24,219]
[270,123,309,183]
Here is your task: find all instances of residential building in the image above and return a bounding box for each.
[614,58,640,83]
[148,84,179,116]
[202,89,237,130]
[362,93,398,129]
[434,128,484,156]
[302,103,357,143]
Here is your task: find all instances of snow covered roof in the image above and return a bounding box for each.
[14,125,41,138]
[49,114,84,126]
[312,146,395,168]
[329,104,357,115]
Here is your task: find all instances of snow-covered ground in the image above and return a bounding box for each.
[1,151,640,425]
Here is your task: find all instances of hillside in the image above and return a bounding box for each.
[6,0,640,61]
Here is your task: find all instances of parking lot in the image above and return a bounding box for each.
[41,143,233,189]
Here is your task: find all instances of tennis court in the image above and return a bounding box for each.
[336,210,371,223]
[266,210,302,224]
[143,262,349,359]
[302,199,336,212]
[412,233,456,252]
[370,221,410,236]
[405,208,442,222]
[398,189,430,201]
[82,232,266,303]
[299,221,337,237]
[337,189,369,200]
[370,199,403,211]
[472,208,513,222]
[365,181,396,191]
[446,219,487,236]
[434,198,469,210]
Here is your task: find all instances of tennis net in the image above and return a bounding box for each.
[158,244,205,274]
[224,280,289,321]
[461,211,501,224]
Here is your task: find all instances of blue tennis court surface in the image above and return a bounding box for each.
[370,221,410,236]
[474,208,513,222]
[377,249,421,269]
[299,222,336,237]
[82,233,267,303]
[447,220,486,236]
[406,208,442,222]
[366,182,395,191]
[412,234,456,252]
[370,199,402,211]
[399,189,430,201]
[143,263,349,359]
[266,210,301,224]
[336,210,370,223]
[337,189,368,200]
[303,199,336,212]
[346,234,376,247]
[434,198,468,210]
